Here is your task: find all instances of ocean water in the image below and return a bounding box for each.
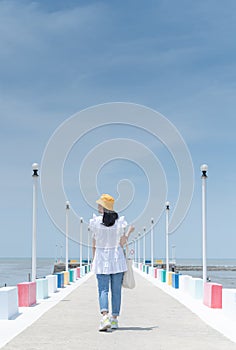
[0,258,55,287]
[0,258,236,289]
[176,258,236,289]
[175,258,236,267]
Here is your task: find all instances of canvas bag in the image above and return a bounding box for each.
[122,244,135,289]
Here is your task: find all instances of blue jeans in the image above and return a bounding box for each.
[96,272,124,316]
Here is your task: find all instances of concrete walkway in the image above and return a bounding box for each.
[2,272,236,350]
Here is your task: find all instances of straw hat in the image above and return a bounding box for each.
[96,194,115,211]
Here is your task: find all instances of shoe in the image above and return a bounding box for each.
[110,318,118,329]
[99,315,111,331]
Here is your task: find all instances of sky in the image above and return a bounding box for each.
[0,0,236,261]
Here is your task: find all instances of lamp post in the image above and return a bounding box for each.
[151,218,154,268]
[80,217,83,268]
[201,164,208,283]
[65,201,70,272]
[88,226,90,265]
[32,163,39,282]
[132,239,135,260]
[134,237,138,262]
[138,232,141,263]
[143,227,146,264]
[55,244,58,263]
[165,201,170,280]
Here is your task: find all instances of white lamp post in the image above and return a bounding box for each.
[65,201,70,272]
[55,244,58,263]
[143,227,146,264]
[88,226,90,265]
[134,237,138,262]
[32,163,39,282]
[151,218,154,268]
[138,232,141,263]
[165,201,170,281]
[132,239,135,260]
[201,164,208,283]
[80,217,83,268]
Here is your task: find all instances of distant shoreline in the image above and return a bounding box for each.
[176,265,236,271]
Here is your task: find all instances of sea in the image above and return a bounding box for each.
[176,258,236,289]
[0,258,55,288]
[0,258,236,289]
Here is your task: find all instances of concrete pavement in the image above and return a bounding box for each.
[2,272,236,350]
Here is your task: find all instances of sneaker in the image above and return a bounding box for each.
[110,318,118,329]
[99,315,111,331]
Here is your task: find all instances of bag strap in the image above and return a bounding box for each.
[124,241,129,258]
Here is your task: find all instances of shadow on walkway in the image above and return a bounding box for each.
[117,325,159,331]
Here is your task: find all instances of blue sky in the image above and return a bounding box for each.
[0,0,236,261]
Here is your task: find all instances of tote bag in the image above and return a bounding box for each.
[122,245,135,289]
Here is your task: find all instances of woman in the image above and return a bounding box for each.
[90,193,134,331]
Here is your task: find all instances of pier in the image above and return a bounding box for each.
[0,268,236,349]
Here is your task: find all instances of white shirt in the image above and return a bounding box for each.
[90,214,128,275]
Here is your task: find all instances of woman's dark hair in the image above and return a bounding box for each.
[102,209,118,227]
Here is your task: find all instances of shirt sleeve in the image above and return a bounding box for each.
[90,226,95,240]
[89,214,96,239]
[117,216,128,235]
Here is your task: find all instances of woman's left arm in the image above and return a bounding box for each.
[120,225,135,247]
[126,225,135,238]
[92,238,96,259]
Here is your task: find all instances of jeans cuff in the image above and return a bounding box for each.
[100,309,109,314]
